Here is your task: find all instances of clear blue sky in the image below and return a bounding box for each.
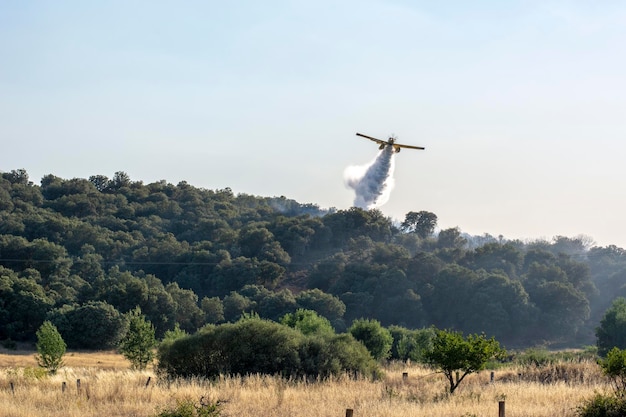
[2,1,625,248]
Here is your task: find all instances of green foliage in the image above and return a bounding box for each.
[4,169,626,350]
[157,317,304,378]
[349,318,393,360]
[35,321,66,375]
[295,289,346,322]
[156,397,221,417]
[597,298,626,356]
[48,301,127,349]
[514,347,555,367]
[119,308,157,370]
[162,323,188,344]
[400,210,437,238]
[599,347,626,394]
[157,318,378,379]
[576,393,626,417]
[424,328,505,394]
[388,325,434,362]
[280,309,334,335]
[298,333,379,379]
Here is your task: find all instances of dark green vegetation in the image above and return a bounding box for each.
[157,315,378,379]
[1,169,626,350]
[596,297,626,357]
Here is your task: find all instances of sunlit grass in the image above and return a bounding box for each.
[0,350,613,417]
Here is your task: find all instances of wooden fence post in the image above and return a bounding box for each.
[402,372,408,382]
[346,409,354,417]
[62,381,66,393]
[145,376,151,388]
[76,379,81,395]
[10,382,14,396]
[490,371,494,383]
[498,400,505,417]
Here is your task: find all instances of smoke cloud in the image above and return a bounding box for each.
[344,146,396,209]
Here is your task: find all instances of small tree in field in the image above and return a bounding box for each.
[424,328,505,394]
[36,321,66,375]
[119,308,157,370]
[600,347,626,395]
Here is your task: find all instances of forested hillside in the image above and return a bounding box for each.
[1,168,625,348]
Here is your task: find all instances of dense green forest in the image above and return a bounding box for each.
[1,168,625,349]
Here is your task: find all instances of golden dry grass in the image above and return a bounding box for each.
[0,348,131,369]
[0,350,613,417]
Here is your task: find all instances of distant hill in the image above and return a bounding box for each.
[1,168,625,348]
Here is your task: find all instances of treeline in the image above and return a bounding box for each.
[1,168,626,348]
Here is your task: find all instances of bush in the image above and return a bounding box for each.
[599,347,626,394]
[157,318,379,379]
[158,318,304,378]
[577,393,626,417]
[48,301,127,349]
[388,325,434,362]
[298,333,378,378]
[156,397,221,417]
[349,319,392,360]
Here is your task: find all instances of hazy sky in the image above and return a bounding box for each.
[2,1,625,248]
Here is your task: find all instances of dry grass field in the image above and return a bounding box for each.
[0,348,612,417]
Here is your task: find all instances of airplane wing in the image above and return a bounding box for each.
[356,132,387,146]
[395,143,425,150]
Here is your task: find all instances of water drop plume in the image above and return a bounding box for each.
[344,146,396,209]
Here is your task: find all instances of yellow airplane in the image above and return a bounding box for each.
[356,133,425,153]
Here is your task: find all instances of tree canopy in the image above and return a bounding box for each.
[0,169,623,349]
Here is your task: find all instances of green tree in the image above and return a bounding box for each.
[281,309,334,335]
[118,308,157,370]
[348,318,393,360]
[35,321,66,375]
[48,301,127,349]
[400,211,437,238]
[424,328,505,394]
[295,289,346,322]
[201,296,225,324]
[597,298,626,356]
[599,347,626,395]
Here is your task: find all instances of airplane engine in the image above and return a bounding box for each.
[395,147,401,153]
[379,144,385,150]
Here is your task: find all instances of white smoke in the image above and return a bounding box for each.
[344,146,396,209]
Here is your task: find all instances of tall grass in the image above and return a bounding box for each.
[0,350,613,417]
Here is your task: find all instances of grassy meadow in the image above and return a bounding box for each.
[0,348,612,417]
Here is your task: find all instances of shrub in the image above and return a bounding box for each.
[298,333,378,378]
[158,318,304,378]
[156,397,221,417]
[348,319,392,360]
[48,301,127,349]
[599,347,626,394]
[157,318,379,379]
[388,325,434,362]
[280,309,334,335]
[577,393,626,417]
